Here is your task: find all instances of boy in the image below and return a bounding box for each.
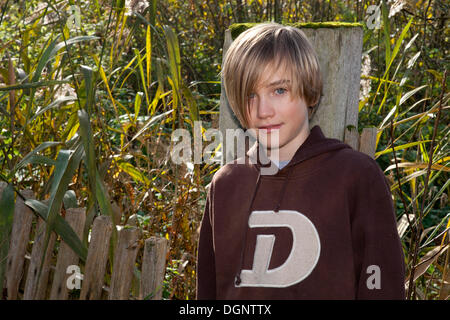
[197,23,405,299]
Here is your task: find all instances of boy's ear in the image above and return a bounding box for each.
[308,94,322,120]
[307,106,316,120]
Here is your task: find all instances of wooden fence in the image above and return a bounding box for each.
[0,185,168,300]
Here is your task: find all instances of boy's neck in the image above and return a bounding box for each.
[267,127,311,163]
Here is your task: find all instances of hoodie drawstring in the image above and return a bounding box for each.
[235,166,293,286]
[274,166,292,212]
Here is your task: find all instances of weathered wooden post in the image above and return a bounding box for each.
[6,189,34,299]
[108,227,140,300]
[0,181,9,295]
[300,25,363,142]
[50,207,86,300]
[219,23,378,161]
[79,215,113,300]
[23,214,57,299]
[140,236,169,300]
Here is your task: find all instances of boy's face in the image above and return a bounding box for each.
[247,62,311,161]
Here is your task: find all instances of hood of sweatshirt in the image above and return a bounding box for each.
[246,125,351,172]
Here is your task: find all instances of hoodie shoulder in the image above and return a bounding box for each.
[336,147,380,167]
[332,147,386,182]
[212,161,258,186]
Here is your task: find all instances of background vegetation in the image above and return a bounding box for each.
[0,0,448,300]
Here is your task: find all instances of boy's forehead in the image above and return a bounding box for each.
[256,63,292,88]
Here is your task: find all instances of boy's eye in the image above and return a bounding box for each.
[248,93,256,99]
[275,88,287,95]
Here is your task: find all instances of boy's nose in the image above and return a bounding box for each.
[257,98,275,119]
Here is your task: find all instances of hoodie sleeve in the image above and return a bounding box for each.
[196,182,216,299]
[350,157,405,299]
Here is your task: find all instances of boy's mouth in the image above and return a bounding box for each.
[258,123,282,133]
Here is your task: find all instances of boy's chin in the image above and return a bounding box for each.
[256,131,280,144]
[258,140,280,150]
[257,134,281,149]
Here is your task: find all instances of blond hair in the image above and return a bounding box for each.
[222,23,323,128]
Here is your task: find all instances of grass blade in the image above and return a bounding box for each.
[123,109,173,150]
[12,141,62,175]
[0,183,15,292]
[163,26,181,88]
[81,65,95,113]
[133,48,150,106]
[146,24,151,89]
[95,170,117,269]
[399,84,427,106]
[381,0,391,67]
[77,109,97,215]
[117,160,150,186]
[182,83,199,122]
[0,80,70,91]
[31,35,60,83]
[134,92,143,123]
[164,25,181,127]
[63,190,78,210]
[24,199,88,261]
[44,144,85,265]
[28,96,77,123]
[375,140,432,157]
[50,36,99,59]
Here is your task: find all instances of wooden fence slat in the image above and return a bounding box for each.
[79,215,113,300]
[23,217,56,300]
[49,208,86,300]
[6,190,35,299]
[125,215,141,298]
[140,236,168,300]
[344,126,360,151]
[0,182,8,294]
[108,227,139,300]
[111,201,122,225]
[126,214,139,227]
[359,127,378,159]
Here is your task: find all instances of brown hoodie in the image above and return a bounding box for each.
[197,125,405,299]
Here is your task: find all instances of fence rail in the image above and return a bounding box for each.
[0,184,168,300]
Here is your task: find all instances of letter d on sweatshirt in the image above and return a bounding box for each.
[237,210,321,288]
